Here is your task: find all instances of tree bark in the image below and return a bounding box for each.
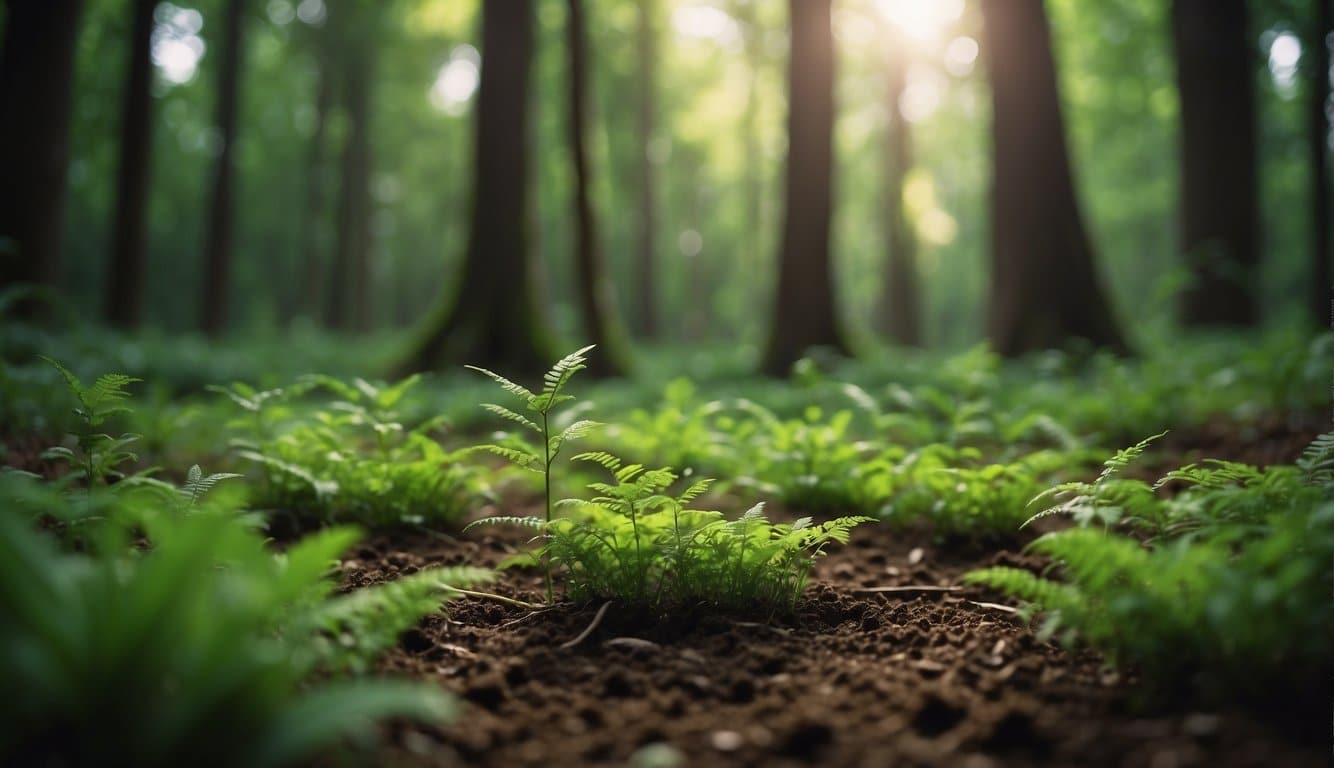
[199,0,245,336]
[402,0,552,376]
[632,0,659,339]
[981,0,1127,356]
[1311,0,1331,328]
[327,22,374,334]
[0,0,85,316]
[876,34,922,347]
[299,25,335,324]
[760,0,850,376]
[104,0,157,329]
[566,0,627,374]
[1171,0,1260,327]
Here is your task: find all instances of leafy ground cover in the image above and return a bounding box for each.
[0,326,1329,766]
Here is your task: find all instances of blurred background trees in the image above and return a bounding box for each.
[0,0,1328,370]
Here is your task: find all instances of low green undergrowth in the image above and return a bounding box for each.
[218,374,481,529]
[465,346,871,613]
[966,433,1334,697]
[0,473,491,767]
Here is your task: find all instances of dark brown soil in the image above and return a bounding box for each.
[337,514,1324,768]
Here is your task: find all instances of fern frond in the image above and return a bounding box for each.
[463,515,546,532]
[464,365,534,402]
[180,464,244,507]
[574,451,623,472]
[1097,431,1166,483]
[479,403,541,433]
[676,478,714,505]
[541,345,595,398]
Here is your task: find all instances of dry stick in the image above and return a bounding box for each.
[964,600,1019,614]
[560,600,613,649]
[440,584,542,610]
[499,606,558,630]
[853,585,963,594]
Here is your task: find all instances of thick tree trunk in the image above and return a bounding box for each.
[327,29,374,333]
[981,0,1127,356]
[876,36,922,347]
[739,0,765,334]
[0,0,85,316]
[300,29,334,324]
[632,0,659,339]
[1312,0,1331,328]
[104,0,157,329]
[403,0,552,376]
[1171,0,1259,327]
[760,0,850,376]
[566,0,626,375]
[199,0,245,336]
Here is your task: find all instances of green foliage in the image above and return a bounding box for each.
[966,434,1334,695]
[725,400,882,513]
[39,356,144,489]
[222,374,481,528]
[0,473,491,767]
[467,345,600,601]
[475,452,870,613]
[873,447,1085,537]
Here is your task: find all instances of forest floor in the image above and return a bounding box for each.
[331,425,1326,768]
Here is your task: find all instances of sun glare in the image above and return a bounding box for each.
[873,0,964,41]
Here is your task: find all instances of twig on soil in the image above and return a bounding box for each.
[853,585,962,595]
[439,584,542,610]
[729,620,792,636]
[963,599,1019,614]
[498,607,557,630]
[560,600,613,649]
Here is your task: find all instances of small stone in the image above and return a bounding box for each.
[908,547,925,564]
[710,730,745,751]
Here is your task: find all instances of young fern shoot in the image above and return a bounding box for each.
[466,345,601,602]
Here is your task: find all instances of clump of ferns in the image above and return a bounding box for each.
[217,374,481,529]
[722,400,884,514]
[477,452,870,614]
[965,432,1334,697]
[841,379,1082,455]
[601,377,729,476]
[464,346,871,611]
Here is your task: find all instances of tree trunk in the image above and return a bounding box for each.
[738,0,765,335]
[1171,0,1259,327]
[632,0,659,339]
[981,0,1127,356]
[300,26,335,324]
[566,0,626,374]
[1311,0,1331,328]
[0,0,85,316]
[327,23,374,334]
[876,34,922,347]
[761,0,849,376]
[104,0,157,329]
[402,0,552,376]
[199,0,245,336]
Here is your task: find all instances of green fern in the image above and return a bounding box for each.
[39,357,145,491]
[467,345,600,602]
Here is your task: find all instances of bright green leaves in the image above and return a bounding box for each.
[966,433,1334,694]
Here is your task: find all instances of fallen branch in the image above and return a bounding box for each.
[560,600,613,649]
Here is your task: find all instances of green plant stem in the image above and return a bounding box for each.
[541,409,554,604]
